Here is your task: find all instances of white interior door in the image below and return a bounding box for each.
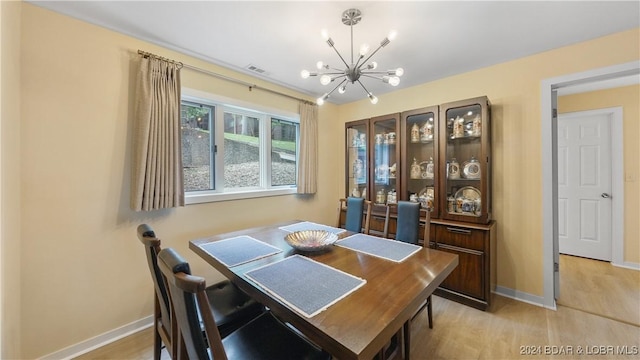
[557,110,612,261]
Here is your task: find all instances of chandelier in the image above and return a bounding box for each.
[301,8,404,105]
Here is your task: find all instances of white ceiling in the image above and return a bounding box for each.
[28,1,640,104]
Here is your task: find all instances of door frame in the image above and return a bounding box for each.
[557,107,622,262]
[541,61,639,310]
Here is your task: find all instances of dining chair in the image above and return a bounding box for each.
[337,197,372,233]
[157,247,331,360]
[137,224,264,360]
[382,201,428,245]
[385,202,433,360]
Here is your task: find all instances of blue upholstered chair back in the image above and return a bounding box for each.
[344,197,365,233]
[395,201,421,244]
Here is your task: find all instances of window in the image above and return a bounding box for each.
[271,118,298,186]
[182,101,215,191]
[181,92,299,204]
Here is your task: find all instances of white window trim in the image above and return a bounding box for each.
[182,88,299,204]
[185,187,298,205]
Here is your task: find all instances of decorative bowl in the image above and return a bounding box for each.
[284,230,338,252]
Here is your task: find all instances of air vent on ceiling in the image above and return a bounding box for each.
[245,64,270,76]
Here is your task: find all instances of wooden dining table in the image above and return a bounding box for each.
[189,220,458,360]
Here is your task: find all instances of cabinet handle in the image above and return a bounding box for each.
[437,243,484,256]
[446,227,472,235]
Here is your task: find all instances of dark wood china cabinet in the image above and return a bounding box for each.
[344,96,495,310]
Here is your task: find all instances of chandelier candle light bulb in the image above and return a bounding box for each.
[382,76,400,86]
[387,30,398,41]
[359,43,370,56]
[301,8,403,105]
[321,29,330,41]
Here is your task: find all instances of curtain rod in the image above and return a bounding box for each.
[137,50,314,105]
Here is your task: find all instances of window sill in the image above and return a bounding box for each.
[185,187,298,205]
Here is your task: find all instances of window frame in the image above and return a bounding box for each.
[182,88,299,205]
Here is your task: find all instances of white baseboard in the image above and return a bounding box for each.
[38,316,153,360]
[494,286,550,309]
[612,261,640,271]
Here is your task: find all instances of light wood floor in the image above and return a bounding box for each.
[557,254,640,327]
[77,258,640,360]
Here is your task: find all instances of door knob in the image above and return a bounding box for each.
[601,193,610,198]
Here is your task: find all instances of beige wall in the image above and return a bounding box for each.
[19,4,340,358]
[1,0,23,358]
[338,28,640,298]
[558,85,640,264]
[10,2,640,358]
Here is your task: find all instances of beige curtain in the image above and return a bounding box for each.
[131,56,184,211]
[297,102,318,194]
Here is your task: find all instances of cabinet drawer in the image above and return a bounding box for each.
[435,224,485,251]
[437,244,485,300]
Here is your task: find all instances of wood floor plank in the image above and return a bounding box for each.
[74,255,640,360]
[558,254,640,326]
[75,295,639,360]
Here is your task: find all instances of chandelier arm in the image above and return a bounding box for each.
[326,78,348,98]
[360,71,391,75]
[356,79,372,96]
[330,46,350,69]
[360,74,384,81]
[360,42,386,68]
[354,55,365,71]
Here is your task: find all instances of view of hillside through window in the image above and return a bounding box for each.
[181,101,297,192]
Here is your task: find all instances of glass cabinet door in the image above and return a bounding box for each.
[345,120,369,199]
[401,106,439,217]
[370,114,400,205]
[440,96,491,224]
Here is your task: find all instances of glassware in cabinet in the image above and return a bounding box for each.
[440,96,491,224]
[401,106,440,217]
[345,120,369,199]
[371,114,400,205]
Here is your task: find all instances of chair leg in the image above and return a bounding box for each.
[152,299,163,360]
[427,295,433,329]
[153,322,161,360]
[403,320,411,360]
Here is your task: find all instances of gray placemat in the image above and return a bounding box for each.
[245,255,366,318]
[336,233,422,262]
[279,221,346,235]
[200,235,282,267]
